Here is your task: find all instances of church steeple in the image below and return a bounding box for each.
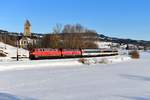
[24,20,31,37]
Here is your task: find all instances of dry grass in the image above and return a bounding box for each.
[129,50,140,59]
[78,58,88,64]
[0,53,6,57]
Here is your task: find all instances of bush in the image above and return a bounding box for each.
[78,58,88,64]
[0,53,6,57]
[79,58,99,65]
[99,58,108,64]
[129,50,140,59]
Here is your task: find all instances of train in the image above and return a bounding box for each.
[29,48,118,60]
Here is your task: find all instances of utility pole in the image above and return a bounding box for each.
[1,34,3,42]
[4,32,6,49]
[16,36,19,61]
[16,35,22,61]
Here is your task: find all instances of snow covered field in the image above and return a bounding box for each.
[0,52,149,100]
[0,55,130,71]
[0,42,29,61]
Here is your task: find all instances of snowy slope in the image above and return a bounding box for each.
[0,42,29,61]
[0,52,149,100]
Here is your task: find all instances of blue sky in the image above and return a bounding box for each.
[0,0,150,40]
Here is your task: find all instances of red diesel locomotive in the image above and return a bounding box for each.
[29,48,82,60]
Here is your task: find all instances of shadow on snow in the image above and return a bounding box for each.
[120,74,150,82]
[115,95,150,100]
[0,92,37,100]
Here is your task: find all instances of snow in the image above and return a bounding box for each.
[1,42,150,100]
[0,52,149,100]
[0,59,82,71]
[0,42,29,61]
[0,55,131,72]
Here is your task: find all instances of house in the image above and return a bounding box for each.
[19,36,37,48]
[96,41,112,49]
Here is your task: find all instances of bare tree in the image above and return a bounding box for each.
[53,24,62,34]
[62,24,72,33]
[62,24,85,33]
[40,24,98,49]
[61,24,99,49]
[49,34,61,48]
[41,34,51,48]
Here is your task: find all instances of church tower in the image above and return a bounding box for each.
[24,20,31,37]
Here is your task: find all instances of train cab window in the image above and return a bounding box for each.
[35,49,38,51]
[30,49,35,52]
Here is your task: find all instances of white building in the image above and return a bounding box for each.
[96,41,113,49]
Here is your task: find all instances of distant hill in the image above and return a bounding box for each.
[0,29,150,47]
[99,34,150,47]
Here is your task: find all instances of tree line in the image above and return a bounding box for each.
[40,24,99,49]
[0,24,99,50]
[0,31,18,47]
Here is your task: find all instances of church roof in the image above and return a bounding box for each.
[24,20,31,26]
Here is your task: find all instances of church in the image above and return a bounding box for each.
[19,20,37,49]
[24,20,32,37]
